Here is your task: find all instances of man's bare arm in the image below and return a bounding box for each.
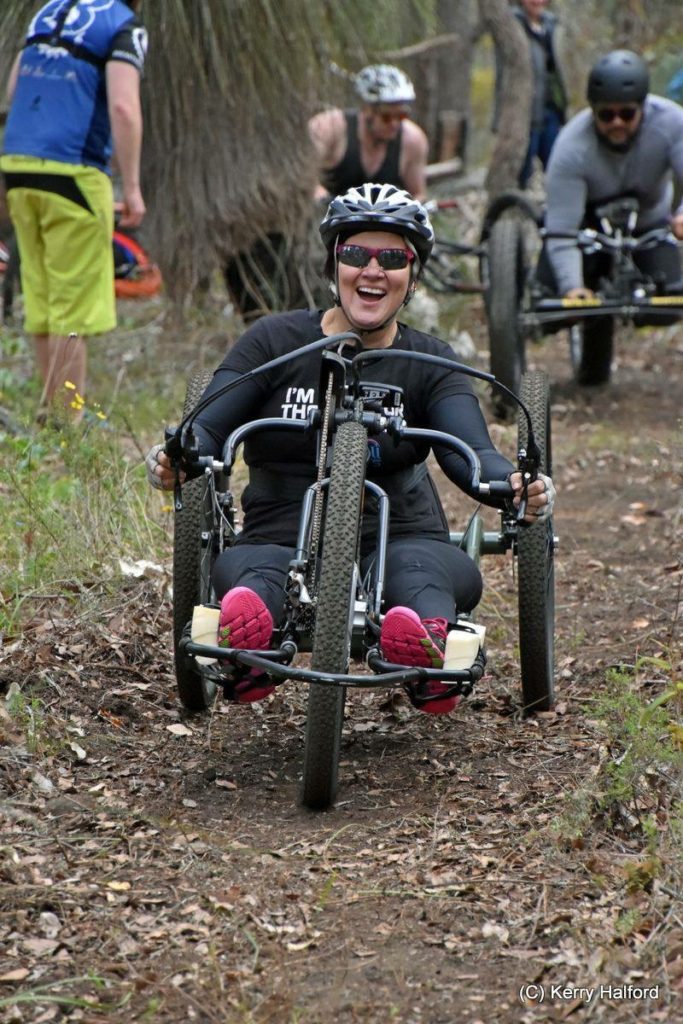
[308,108,346,199]
[399,121,429,201]
[106,60,145,227]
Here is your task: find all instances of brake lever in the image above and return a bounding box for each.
[164,426,200,513]
[516,446,539,522]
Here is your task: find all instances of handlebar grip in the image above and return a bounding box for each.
[483,480,514,498]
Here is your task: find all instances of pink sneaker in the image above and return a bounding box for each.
[218,587,274,703]
[380,606,461,715]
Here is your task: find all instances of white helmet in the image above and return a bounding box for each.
[320,183,434,268]
[355,64,416,105]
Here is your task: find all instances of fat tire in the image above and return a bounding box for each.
[569,318,614,385]
[173,370,217,712]
[517,371,555,712]
[485,217,527,415]
[301,420,367,810]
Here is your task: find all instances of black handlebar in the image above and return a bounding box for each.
[164,338,540,519]
[542,225,677,251]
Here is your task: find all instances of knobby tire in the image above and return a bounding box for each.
[301,420,367,810]
[486,217,527,416]
[569,318,614,386]
[517,371,555,712]
[173,370,217,712]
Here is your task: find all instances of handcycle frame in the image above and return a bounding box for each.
[168,334,556,809]
[421,198,486,296]
[484,194,683,406]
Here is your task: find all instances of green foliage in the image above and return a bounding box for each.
[552,659,683,856]
[5,687,46,754]
[0,974,131,1013]
[0,409,169,635]
[596,667,680,819]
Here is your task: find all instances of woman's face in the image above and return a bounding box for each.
[336,230,412,331]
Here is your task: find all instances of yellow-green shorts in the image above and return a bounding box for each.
[1,155,115,336]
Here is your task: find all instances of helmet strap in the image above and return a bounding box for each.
[336,280,414,336]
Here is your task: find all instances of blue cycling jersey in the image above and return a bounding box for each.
[3,0,148,173]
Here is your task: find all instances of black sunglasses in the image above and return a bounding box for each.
[594,105,640,124]
[336,243,414,271]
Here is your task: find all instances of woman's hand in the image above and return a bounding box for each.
[509,471,555,523]
[145,444,186,491]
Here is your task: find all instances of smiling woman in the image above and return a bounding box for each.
[319,182,432,347]
[146,181,555,717]
[330,229,414,344]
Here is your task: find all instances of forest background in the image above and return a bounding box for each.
[0,3,681,1022]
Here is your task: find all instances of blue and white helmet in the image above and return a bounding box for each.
[355,64,416,105]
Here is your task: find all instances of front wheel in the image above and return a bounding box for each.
[569,318,614,385]
[301,420,367,810]
[485,217,527,416]
[172,370,218,712]
[516,371,555,712]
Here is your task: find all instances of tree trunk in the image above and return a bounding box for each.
[611,0,645,48]
[384,2,480,168]
[480,0,532,197]
[433,0,480,167]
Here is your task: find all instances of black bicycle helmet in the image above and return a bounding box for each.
[319,183,434,267]
[587,50,649,104]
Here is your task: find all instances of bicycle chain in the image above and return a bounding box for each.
[309,371,334,572]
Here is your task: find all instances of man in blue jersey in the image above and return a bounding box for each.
[1,0,147,420]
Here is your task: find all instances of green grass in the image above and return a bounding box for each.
[552,660,682,859]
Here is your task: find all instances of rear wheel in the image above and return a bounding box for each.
[516,371,555,712]
[173,370,218,712]
[301,420,367,810]
[569,317,614,385]
[485,217,527,415]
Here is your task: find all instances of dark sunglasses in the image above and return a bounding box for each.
[594,105,640,124]
[375,108,411,124]
[336,243,414,271]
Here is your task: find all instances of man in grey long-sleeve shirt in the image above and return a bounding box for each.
[540,50,683,299]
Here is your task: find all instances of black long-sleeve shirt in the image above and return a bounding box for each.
[190,309,514,548]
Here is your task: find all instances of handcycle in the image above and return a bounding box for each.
[421,197,487,297]
[483,194,683,413]
[166,335,556,811]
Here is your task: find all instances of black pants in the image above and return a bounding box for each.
[211,537,483,625]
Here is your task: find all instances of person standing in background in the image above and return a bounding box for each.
[494,0,568,189]
[1,0,147,421]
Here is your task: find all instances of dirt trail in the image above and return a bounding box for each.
[1,322,681,1023]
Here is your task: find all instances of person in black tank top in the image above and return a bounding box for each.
[321,111,405,195]
[310,65,429,201]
